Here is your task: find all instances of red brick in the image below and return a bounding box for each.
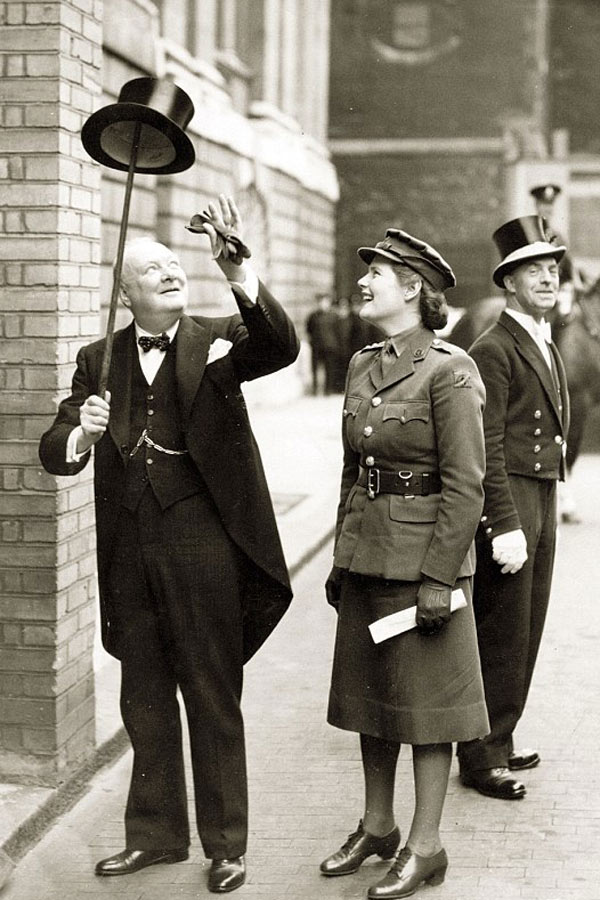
[23,672,57,698]
[23,624,56,646]
[1,520,21,541]
[0,674,24,696]
[0,647,56,673]
[22,727,57,753]
[55,693,94,743]
[2,495,57,518]
[2,624,22,645]
[21,569,58,594]
[0,726,24,752]
[22,520,57,543]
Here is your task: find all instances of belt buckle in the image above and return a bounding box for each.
[398,469,414,499]
[367,467,380,500]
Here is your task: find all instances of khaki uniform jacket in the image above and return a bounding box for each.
[334,325,486,586]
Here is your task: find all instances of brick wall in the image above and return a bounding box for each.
[0,0,103,785]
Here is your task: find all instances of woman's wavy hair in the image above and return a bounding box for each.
[391,263,449,330]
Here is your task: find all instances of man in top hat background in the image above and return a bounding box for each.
[39,194,300,893]
[530,183,582,292]
[457,215,570,801]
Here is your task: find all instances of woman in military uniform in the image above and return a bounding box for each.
[319,230,489,899]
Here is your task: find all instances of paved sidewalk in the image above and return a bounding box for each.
[0,392,344,875]
[1,412,600,898]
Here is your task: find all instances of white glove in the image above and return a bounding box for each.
[491,528,528,575]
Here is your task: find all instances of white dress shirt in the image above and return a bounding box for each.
[505,308,552,369]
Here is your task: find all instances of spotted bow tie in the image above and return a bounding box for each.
[138,333,170,353]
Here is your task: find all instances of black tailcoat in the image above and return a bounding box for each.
[39,283,300,664]
[458,310,570,771]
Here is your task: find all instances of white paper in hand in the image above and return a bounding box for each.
[368,589,468,644]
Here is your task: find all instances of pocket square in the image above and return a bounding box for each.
[207,338,233,365]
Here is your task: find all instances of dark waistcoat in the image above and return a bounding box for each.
[122,342,204,511]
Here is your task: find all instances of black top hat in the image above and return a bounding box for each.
[492,215,566,288]
[530,183,561,203]
[81,77,195,175]
[358,228,456,291]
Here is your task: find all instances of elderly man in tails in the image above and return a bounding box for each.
[39,196,300,892]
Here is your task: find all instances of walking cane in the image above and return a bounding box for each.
[80,77,197,396]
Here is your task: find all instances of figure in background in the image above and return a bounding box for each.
[305,292,337,394]
[458,216,569,801]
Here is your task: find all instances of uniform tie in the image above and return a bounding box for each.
[138,332,170,353]
[380,339,396,378]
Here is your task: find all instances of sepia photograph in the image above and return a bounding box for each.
[0,1,599,897]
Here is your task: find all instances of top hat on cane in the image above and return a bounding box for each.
[492,215,566,288]
[81,77,196,175]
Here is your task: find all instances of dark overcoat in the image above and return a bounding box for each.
[39,283,300,663]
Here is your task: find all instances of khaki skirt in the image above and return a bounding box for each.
[327,572,490,744]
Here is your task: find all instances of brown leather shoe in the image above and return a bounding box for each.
[368,846,448,898]
[508,748,540,770]
[95,847,188,876]
[208,856,246,893]
[461,766,526,799]
[320,819,401,876]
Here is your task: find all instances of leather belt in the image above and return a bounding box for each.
[358,466,441,500]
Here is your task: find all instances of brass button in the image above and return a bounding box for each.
[534,444,541,453]
[481,515,488,523]
[147,458,154,465]
[432,338,440,346]
[148,409,154,416]
[534,428,541,436]
[534,410,542,419]
[534,462,541,472]
[485,527,492,534]
[365,456,375,466]
[554,435,563,444]
[414,348,423,357]
[363,425,373,437]
[147,393,154,401]
[371,396,382,407]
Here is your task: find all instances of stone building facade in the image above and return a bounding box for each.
[329,0,600,305]
[0,0,337,784]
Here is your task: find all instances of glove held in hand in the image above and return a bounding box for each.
[416,580,452,635]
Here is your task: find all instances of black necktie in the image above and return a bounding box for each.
[138,332,170,353]
[380,340,396,377]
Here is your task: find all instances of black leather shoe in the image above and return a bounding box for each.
[508,748,540,770]
[208,856,246,893]
[461,767,526,800]
[368,846,448,898]
[95,847,188,876]
[320,819,401,876]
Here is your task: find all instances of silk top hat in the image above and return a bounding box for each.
[81,77,195,175]
[358,228,456,291]
[530,183,562,203]
[492,215,566,288]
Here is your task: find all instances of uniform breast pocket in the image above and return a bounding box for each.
[383,400,430,425]
[388,493,440,523]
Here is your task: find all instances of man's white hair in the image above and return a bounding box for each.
[114,236,162,283]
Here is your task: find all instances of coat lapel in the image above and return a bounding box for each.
[175,314,213,426]
[499,312,563,423]
[106,323,134,452]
